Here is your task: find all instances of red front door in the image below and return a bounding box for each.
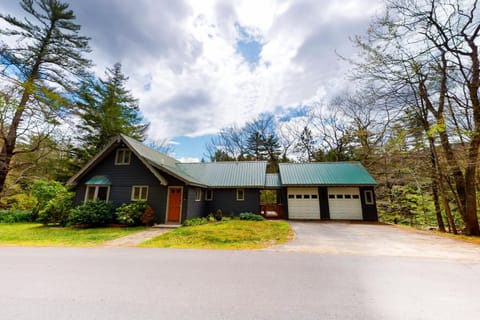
[167,188,182,222]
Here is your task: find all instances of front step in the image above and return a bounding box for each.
[152,224,181,229]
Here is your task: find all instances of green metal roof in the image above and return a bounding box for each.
[121,135,205,185]
[177,162,268,187]
[71,135,376,189]
[85,175,111,185]
[265,173,281,188]
[278,162,376,186]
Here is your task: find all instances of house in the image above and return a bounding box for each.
[67,134,377,223]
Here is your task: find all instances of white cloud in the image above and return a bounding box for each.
[177,156,201,163]
[0,0,384,143]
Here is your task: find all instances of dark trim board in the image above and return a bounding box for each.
[360,186,378,221]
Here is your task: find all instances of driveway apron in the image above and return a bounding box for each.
[268,221,480,261]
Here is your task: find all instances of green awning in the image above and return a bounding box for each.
[85,175,111,185]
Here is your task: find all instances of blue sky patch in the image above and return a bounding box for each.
[170,134,217,162]
[235,24,263,67]
[277,105,311,122]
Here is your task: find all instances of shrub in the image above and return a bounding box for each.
[215,209,223,221]
[69,201,115,227]
[140,206,156,226]
[37,193,73,226]
[31,179,73,225]
[183,217,208,226]
[239,212,265,221]
[206,213,215,222]
[0,193,37,210]
[116,201,148,226]
[0,210,32,223]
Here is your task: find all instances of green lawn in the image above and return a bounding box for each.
[0,223,145,247]
[139,220,293,249]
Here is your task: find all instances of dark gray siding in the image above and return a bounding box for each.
[319,187,330,220]
[360,186,378,221]
[206,188,260,216]
[73,148,168,223]
[281,188,289,219]
[185,187,206,220]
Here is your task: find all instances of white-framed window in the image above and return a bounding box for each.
[195,188,201,201]
[115,148,131,165]
[205,189,213,201]
[85,185,110,202]
[364,190,374,205]
[131,186,149,201]
[236,188,245,201]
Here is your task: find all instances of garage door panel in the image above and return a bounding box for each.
[328,187,362,220]
[288,188,320,219]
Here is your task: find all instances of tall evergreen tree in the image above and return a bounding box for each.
[76,63,149,162]
[0,0,91,194]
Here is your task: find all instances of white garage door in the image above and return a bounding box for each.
[328,187,363,220]
[287,188,320,219]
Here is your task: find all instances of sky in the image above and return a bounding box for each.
[0,0,384,162]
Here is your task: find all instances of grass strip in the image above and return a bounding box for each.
[139,220,293,249]
[0,223,145,247]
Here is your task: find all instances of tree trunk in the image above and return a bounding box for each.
[462,39,480,236]
[431,183,445,232]
[427,135,457,234]
[0,85,32,195]
[463,129,480,235]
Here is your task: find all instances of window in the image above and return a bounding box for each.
[364,190,374,205]
[295,194,302,199]
[85,185,110,202]
[345,194,352,199]
[336,194,344,199]
[288,194,295,199]
[328,194,335,199]
[195,189,201,201]
[206,190,213,201]
[131,186,148,201]
[303,194,310,199]
[236,189,245,201]
[115,148,131,165]
[312,194,318,199]
[352,194,360,199]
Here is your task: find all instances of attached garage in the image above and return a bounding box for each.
[287,187,320,219]
[279,162,378,222]
[328,187,362,220]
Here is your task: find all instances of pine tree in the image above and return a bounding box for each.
[76,63,149,162]
[0,0,91,194]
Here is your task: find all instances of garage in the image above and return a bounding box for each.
[328,187,363,220]
[287,187,320,219]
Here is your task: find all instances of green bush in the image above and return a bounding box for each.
[31,179,73,226]
[239,212,265,221]
[215,209,223,221]
[116,201,148,226]
[0,193,37,210]
[69,201,115,227]
[183,217,208,226]
[37,193,73,226]
[0,210,32,223]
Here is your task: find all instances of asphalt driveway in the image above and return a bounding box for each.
[269,221,480,261]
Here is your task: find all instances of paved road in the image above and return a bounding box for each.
[269,221,480,261]
[0,246,479,319]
